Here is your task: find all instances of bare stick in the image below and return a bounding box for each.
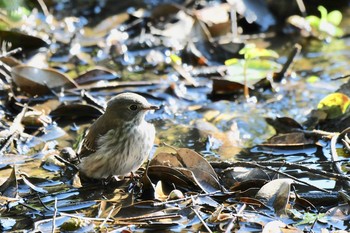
[330,134,350,188]
[212,161,330,193]
[0,47,22,58]
[225,203,246,233]
[273,44,301,82]
[211,160,350,182]
[153,191,221,206]
[192,206,213,233]
[51,197,58,233]
[99,204,115,229]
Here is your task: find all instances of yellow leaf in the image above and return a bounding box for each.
[317,93,350,119]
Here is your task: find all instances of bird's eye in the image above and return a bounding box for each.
[129,104,138,111]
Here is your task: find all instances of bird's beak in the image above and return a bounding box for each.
[143,105,159,110]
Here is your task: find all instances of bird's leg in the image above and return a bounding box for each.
[103,175,121,185]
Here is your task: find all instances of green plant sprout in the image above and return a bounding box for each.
[238,44,279,99]
[306,5,343,38]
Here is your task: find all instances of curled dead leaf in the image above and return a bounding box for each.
[11,65,78,96]
[149,147,221,193]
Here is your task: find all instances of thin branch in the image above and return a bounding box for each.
[296,0,307,17]
[59,212,113,222]
[330,134,350,188]
[0,105,27,154]
[192,206,212,233]
[273,43,301,82]
[153,191,221,206]
[225,204,246,233]
[99,204,115,229]
[211,160,350,182]
[51,197,58,233]
[0,47,22,58]
[211,161,330,193]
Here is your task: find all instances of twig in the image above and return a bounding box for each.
[36,193,54,212]
[212,161,330,193]
[59,212,113,222]
[152,191,221,206]
[273,43,301,82]
[230,7,238,40]
[54,155,79,171]
[296,0,307,17]
[19,202,45,216]
[0,47,22,58]
[256,164,330,193]
[114,213,180,223]
[330,134,342,173]
[51,197,58,233]
[330,134,350,188]
[192,206,212,233]
[99,204,115,229]
[342,133,350,150]
[225,203,246,233]
[78,80,161,92]
[211,160,350,182]
[0,105,27,154]
[295,128,338,138]
[36,0,50,17]
[332,74,350,81]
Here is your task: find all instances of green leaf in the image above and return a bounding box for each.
[224,58,238,66]
[317,5,328,21]
[334,27,344,37]
[239,44,279,60]
[306,15,320,28]
[296,212,326,226]
[238,43,256,55]
[327,10,342,26]
[306,75,319,83]
[8,6,30,22]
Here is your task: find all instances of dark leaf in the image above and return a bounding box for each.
[50,104,104,120]
[74,67,120,85]
[262,132,316,147]
[265,117,303,134]
[0,30,48,52]
[0,166,18,198]
[11,65,78,96]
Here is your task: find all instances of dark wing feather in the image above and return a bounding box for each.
[79,115,114,159]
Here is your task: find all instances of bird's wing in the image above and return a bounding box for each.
[79,115,113,159]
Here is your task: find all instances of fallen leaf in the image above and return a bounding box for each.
[256,178,294,216]
[11,65,78,96]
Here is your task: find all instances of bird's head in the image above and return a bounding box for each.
[105,92,159,124]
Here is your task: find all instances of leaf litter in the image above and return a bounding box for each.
[0,0,350,232]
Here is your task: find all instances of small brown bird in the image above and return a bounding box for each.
[78,92,158,179]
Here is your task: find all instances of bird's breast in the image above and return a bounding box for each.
[79,121,156,178]
[97,120,155,159]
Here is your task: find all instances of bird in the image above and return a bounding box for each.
[77,92,158,180]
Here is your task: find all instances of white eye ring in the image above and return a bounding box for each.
[129,104,138,111]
